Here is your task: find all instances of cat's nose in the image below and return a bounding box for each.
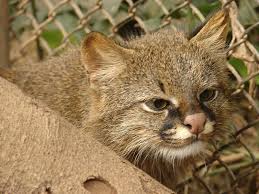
[184,113,206,134]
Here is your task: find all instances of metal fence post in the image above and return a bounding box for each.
[0,0,9,68]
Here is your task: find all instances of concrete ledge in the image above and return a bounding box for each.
[0,77,174,194]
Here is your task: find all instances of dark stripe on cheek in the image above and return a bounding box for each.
[168,108,179,117]
[160,122,173,132]
[200,103,216,121]
[160,108,179,132]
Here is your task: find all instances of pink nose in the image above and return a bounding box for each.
[184,113,206,134]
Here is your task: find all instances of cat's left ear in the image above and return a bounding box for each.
[81,32,134,84]
[190,9,229,50]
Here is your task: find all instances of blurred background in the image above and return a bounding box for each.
[2,0,259,193]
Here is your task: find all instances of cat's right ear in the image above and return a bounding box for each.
[190,9,229,52]
[81,32,134,84]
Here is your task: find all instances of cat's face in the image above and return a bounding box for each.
[82,11,232,162]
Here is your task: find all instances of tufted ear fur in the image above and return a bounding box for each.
[190,9,229,51]
[81,32,133,84]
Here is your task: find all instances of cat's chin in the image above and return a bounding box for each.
[157,140,205,161]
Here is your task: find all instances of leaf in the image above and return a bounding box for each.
[8,0,19,5]
[34,1,49,22]
[56,13,78,32]
[12,15,32,34]
[186,7,200,33]
[238,0,259,25]
[143,18,161,31]
[91,19,111,35]
[192,0,221,16]
[74,0,96,9]
[229,57,259,85]
[136,0,177,20]
[103,0,122,15]
[229,57,248,78]
[41,30,63,48]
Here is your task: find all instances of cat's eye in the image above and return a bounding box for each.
[145,99,170,111]
[199,89,218,102]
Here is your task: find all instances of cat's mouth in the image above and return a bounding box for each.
[158,139,205,159]
[160,122,216,148]
[162,136,199,148]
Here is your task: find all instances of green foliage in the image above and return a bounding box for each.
[192,0,221,16]
[229,57,259,85]
[238,0,259,26]
[229,57,248,78]
[9,0,259,56]
[103,0,122,15]
[41,30,63,49]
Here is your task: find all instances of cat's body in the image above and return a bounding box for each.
[1,10,233,189]
[9,48,89,127]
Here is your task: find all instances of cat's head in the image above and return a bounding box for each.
[81,10,233,163]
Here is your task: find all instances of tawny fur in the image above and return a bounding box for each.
[0,10,233,189]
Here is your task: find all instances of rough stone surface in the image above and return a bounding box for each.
[0,77,175,194]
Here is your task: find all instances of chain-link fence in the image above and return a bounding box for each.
[3,0,259,193]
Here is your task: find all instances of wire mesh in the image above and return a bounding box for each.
[7,0,259,193]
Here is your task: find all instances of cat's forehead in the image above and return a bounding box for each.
[123,31,227,96]
[129,29,188,51]
[129,30,214,67]
[128,33,218,79]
